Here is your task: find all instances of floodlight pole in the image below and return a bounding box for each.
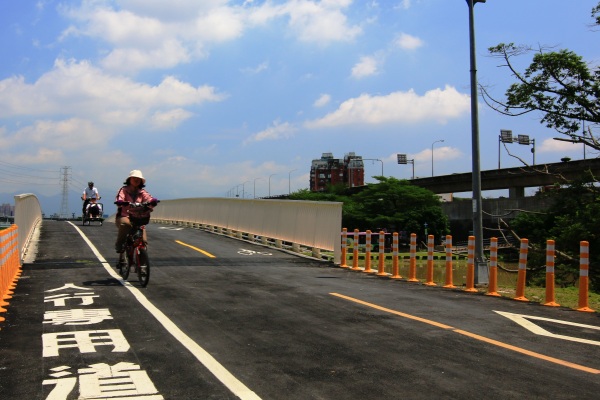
[466,0,488,284]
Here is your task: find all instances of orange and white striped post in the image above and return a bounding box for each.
[340,228,348,268]
[464,236,477,292]
[577,241,594,312]
[391,232,401,279]
[363,230,373,273]
[376,231,387,276]
[408,233,419,282]
[425,235,436,286]
[514,238,529,301]
[543,240,560,307]
[443,235,455,288]
[486,237,500,297]
[352,229,360,271]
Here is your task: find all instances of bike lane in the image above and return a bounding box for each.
[0,220,241,400]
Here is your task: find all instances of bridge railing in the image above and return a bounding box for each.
[150,198,342,263]
[14,194,42,262]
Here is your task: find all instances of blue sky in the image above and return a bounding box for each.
[0,0,598,215]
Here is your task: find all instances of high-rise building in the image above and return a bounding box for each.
[0,203,14,216]
[310,152,364,192]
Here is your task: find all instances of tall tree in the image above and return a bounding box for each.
[481,2,600,151]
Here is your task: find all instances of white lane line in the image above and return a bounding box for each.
[495,310,600,346]
[68,222,262,400]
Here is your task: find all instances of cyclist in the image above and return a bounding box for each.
[82,181,100,215]
[114,170,157,253]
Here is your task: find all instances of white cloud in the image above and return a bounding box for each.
[538,137,587,154]
[241,61,269,75]
[245,120,297,143]
[60,0,361,73]
[150,109,194,130]
[351,55,379,78]
[305,85,471,128]
[281,0,362,44]
[395,32,423,50]
[8,118,105,150]
[101,39,191,72]
[0,59,225,129]
[314,93,331,107]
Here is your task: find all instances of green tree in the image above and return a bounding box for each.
[345,177,449,240]
[482,2,600,151]
[289,177,449,241]
[509,174,600,291]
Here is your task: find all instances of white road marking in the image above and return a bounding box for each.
[495,310,600,346]
[68,221,262,400]
[158,227,184,231]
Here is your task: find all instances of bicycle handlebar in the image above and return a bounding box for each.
[114,199,160,207]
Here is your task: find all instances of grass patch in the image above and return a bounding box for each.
[492,286,600,311]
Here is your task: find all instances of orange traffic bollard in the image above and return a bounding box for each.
[391,232,402,279]
[425,235,436,286]
[376,231,387,276]
[543,240,560,307]
[577,241,594,312]
[486,237,500,297]
[407,233,419,282]
[340,228,348,268]
[464,236,477,292]
[514,239,529,301]
[363,230,373,273]
[352,229,360,271]
[443,235,455,288]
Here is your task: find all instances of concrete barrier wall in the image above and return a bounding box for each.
[151,198,343,263]
[14,194,42,262]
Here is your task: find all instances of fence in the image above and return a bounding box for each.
[14,194,42,261]
[151,198,343,262]
[0,225,21,325]
[340,229,594,312]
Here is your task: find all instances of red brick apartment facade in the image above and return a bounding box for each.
[310,152,364,192]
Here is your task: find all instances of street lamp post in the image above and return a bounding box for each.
[253,177,262,199]
[241,181,249,199]
[363,158,384,178]
[466,0,488,284]
[431,140,444,177]
[268,174,277,197]
[288,169,297,194]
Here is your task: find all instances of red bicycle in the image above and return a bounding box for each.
[115,201,158,287]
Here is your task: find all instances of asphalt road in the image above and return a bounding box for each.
[1,219,600,399]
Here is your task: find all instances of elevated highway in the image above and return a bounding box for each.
[409,158,600,198]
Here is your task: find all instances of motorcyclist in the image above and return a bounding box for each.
[82,181,100,215]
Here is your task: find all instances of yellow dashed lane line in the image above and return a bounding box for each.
[330,292,600,375]
[176,240,216,258]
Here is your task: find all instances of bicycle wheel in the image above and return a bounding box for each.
[119,248,131,279]
[135,247,150,287]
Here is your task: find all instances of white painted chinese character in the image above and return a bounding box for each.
[42,330,130,357]
[78,362,164,399]
[43,309,113,325]
[45,283,89,292]
[43,366,76,400]
[42,364,164,399]
[44,292,99,307]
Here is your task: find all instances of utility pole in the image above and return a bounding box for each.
[59,166,71,220]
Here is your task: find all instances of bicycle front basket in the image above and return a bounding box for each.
[130,215,150,226]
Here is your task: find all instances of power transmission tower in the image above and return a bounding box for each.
[59,166,71,220]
